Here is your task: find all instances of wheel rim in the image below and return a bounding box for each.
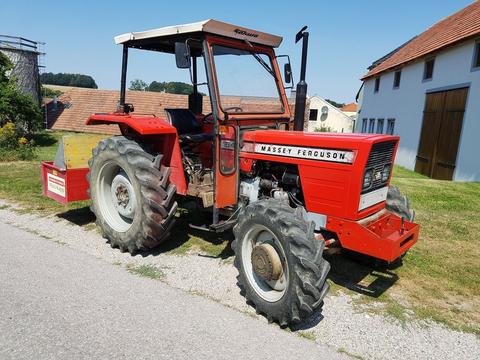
[97,161,136,232]
[242,224,289,303]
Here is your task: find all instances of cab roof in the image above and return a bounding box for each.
[114,19,283,52]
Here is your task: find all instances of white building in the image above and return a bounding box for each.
[307,96,354,133]
[340,103,358,120]
[356,1,480,181]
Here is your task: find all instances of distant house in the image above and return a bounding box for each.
[307,96,354,133]
[356,1,480,181]
[340,102,358,120]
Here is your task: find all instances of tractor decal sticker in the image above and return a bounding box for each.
[47,173,66,197]
[254,143,355,164]
[234,29,259,38]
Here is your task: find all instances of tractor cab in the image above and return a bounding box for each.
[87,19,298,224]
[112,19,292,125]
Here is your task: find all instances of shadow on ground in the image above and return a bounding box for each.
[55,201,234,259]
[326,252,399,298]
[56,206,95,226]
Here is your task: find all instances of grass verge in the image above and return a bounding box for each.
[126,264,164,280]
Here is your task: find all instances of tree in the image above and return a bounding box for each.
[325,99,345,109]
[146,81,205,95]
[129,79,148,91]
[40,72,98,89]
[0,52,42,134]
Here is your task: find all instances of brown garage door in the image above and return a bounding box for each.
[415,87,468,180]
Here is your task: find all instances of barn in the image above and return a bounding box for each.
[356,1,480,181]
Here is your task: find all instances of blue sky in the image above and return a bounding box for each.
[1,0,473,103]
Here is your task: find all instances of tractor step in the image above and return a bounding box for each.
[188,219,237,233]
[188,223,212,232]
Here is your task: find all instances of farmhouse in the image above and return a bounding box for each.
[340,102,358,120]
[307,96,354,133]
[356,1,480,181]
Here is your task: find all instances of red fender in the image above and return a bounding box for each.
[86,113,187,194]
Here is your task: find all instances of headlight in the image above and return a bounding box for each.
[363,169,373,189]
[382,164,391,182]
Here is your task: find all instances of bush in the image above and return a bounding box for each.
[0,122,37,161]
[314,126,334,132]
[41,86,63,98]
[0,52,42,135]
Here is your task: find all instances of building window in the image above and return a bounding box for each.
[309,109,318,121]
[386,118,395,135]
[374,77,380,93]
[473,41,480,70]
[361,118,367,133]
[377,118,384,133]
[423,58,435,80]
[368,118,375,133]
[393,70,401,88]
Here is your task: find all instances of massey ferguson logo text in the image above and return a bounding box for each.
[254,143,355,164]
[234,29,259,38]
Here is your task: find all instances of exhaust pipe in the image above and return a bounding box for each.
[293,26,309,131]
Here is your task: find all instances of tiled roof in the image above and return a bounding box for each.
[45,85,201,135]
[341,103,357,112]
[44,85,294,134]
[362,1,480,79]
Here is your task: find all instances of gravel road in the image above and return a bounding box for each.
[0,201,479,359]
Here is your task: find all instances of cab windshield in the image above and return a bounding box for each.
[212,45,284,114]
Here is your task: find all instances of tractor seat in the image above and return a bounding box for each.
[164,108,212,143]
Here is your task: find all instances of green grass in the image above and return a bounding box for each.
[337,347,366,360]
[297,330,316,341]
[127,264,164,280]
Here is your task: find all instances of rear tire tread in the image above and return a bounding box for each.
[88,136,177,253]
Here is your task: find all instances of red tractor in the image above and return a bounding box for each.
[41,20,419,326]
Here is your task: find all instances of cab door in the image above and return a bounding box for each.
[215,124,239,209]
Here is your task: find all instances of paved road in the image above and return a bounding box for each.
[0,222,346,360]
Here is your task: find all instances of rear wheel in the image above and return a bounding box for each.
[233,199,330,326]
[88,136,177,253]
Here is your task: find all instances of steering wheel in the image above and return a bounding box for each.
[201,107,244,124]
[224,106,243,113]
[202,112,214,124]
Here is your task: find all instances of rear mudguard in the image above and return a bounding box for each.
[87,113,187,195]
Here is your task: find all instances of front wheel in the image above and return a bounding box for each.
[232,199,330,326]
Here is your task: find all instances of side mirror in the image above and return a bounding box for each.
[284,63,292,84]
[175,42,191,69]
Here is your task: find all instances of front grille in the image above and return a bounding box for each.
[362,141,396,194]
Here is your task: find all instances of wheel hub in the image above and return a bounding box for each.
[111,171,136,219]
[251,243,283,281]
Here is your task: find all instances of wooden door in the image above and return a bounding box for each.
[415,87,468,180]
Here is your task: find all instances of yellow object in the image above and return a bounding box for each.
[18,137,28,145]
[54,134,107,169]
